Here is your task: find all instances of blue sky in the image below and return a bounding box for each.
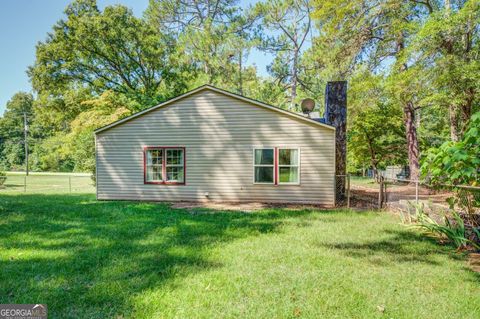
[0,0,271,115]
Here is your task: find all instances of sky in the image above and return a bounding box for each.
[0,0,271,115]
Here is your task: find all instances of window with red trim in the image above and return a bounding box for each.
[145,147,185,184]
[254,148,275,184]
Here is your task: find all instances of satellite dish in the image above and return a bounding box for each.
[301,98,315,114]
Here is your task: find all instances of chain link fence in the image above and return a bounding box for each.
[335,175,350,207]
[0,173,95,194]
[348,175,381,208]
[347,175,480,218]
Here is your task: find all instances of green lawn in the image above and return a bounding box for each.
[0,194,479,318]
[351,176,411,190]
[1,172,95,194]
[350,176,379,189]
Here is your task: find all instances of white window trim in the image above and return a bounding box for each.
[165,148,185,183]
[146,149,163,182]
[277,147,301,185]
[252,147,275,185]
[144,147,186,185]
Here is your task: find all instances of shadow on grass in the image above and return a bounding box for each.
[316,227,465,266]
[0,194,319,318]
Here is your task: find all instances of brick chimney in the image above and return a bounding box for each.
[325,81,347,199]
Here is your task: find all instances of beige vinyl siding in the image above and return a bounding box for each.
[95,89,335,204]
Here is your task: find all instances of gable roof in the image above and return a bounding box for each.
[94,85,335,134]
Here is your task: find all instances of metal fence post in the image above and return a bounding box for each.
[378,177,384,209]
[384,179,387,205]
[69,176,72,193]
[333,174,337,207]
[24,175,27,192]
[347,174,351,208]
[415,180,419,203]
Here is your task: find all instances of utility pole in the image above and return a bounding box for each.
[24,111,29,176]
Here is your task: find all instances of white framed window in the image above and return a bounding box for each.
[253,148,275,184]
[144,147,185,184]
[277,148,300,184]
[146,149,163,182]
[165,148,185,183]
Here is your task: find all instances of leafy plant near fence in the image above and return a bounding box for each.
[406,203,480,250]
[421,111,480,228]
[422,111,480,186]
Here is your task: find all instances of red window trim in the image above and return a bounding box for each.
[252,147,278,185]
[143,146,186,185]
[274,147,278,185]
[253,147,300,186]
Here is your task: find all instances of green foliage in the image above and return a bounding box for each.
[0,171,6,186]
[410,0,480,138]
[147,0,257,93]
[0,92,33,170]
[1,0,478,179]
[347,69,406,173]
[0,171,7,188]
[31,132,74,172]
[29,0,186,105]
[253,0,313,107]
[66,91,131,176]
[422,111,480,186]
[413,204,479,250]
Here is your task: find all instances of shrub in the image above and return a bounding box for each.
[422,111,480,228]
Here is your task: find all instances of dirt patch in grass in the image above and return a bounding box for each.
[468,253,480,273]
[171,201,332,212]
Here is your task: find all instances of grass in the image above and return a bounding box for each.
[0,172,94,194]
[351,176,412,191]
[350,176,379,189]
[0,194,479,318]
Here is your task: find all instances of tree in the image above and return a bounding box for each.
[31,89,93,136]
[348,69,406,177]
[313,0,438,181]
[411,0,480,141]
[29,0,186,106]
[0,92,33,170]
[66,91,131,175]
[147,0,258,92]
[254,0,312,109]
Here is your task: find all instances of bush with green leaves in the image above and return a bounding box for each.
[422,111,480,186]
[422,111,480,227]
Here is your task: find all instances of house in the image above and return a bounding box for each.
[94,84,346,205]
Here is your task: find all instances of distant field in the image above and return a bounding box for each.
[0,172,95,194]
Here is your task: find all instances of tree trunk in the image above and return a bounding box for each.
[238,49,243,95]
[449,104,459,142]
[290,48,298,110]
[396,35,420,183]
[404,102,420,182]
[460,87,474,136]
[366,136,379,181]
